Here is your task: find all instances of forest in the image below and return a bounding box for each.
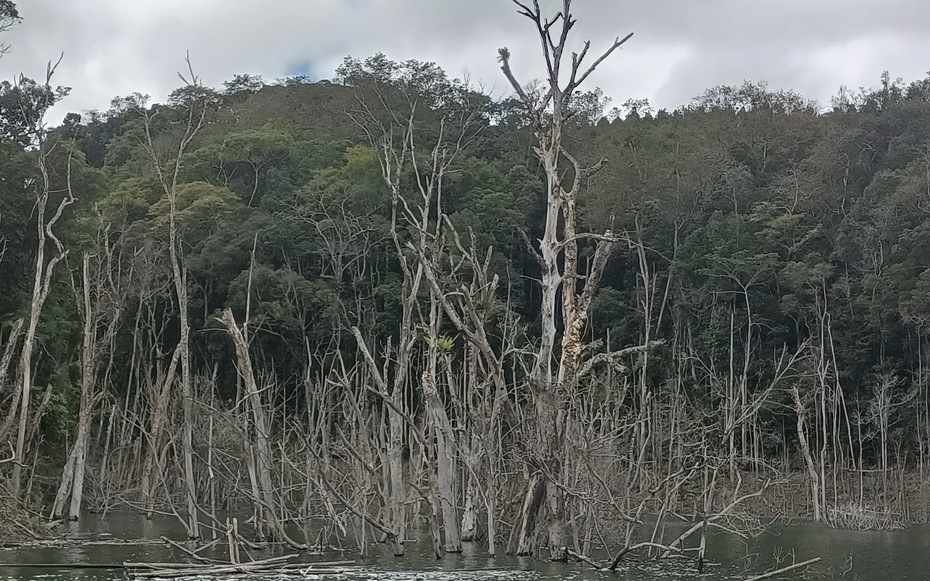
[2,0,930,567]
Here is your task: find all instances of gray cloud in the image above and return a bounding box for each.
[0,0,926,123]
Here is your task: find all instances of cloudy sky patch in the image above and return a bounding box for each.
[0,0,926,122]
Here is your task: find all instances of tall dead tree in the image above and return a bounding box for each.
[498,0,636,560]
[7,65,75,500]
[220,307,307,549]
[344,58,484,555]
[792,385,821,522]
[50,242,126,520]
[136,57,213,538]
[415,227,512,554]
[346,96,420,554]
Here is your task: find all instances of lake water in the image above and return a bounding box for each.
[1,513,928,580]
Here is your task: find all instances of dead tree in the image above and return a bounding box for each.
[136,57,214,538]
[792,385,821,522]
[220,307,306,549]
[345,61,482,556]
[498,0,637,560]
[6,64,75,500]
[414,226,514,555]
[50,239,126,520]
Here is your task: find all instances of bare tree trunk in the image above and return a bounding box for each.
[174,267,199,538]
[51,436,80,519]
[423,366,461,553]
[498,0,633,560]
[221,309,278,536]
[66,418,90,518]
[50,276,93,520]
[137,68,212,538]
[387,388,406,556]
[140,347,178,513]
[460,476,478,542]
[52,251,119,520]
[11,144,74,500]
[792,386,821,522]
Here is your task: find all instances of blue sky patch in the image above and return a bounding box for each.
[285,60,318,81]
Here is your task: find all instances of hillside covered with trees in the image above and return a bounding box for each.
[2,0,930,565]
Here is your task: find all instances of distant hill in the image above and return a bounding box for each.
[206,82,359,142]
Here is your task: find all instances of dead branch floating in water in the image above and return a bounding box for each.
[2,556,354,578]
[0,538,163,549]
[0,563,126,570]
[125,555,353,579]
[741,556,821,581]
[159,535,219,564]
[124,555,354,578]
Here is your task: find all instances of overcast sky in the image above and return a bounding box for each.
[1,0,928,123]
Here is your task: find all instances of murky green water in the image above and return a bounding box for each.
[0,514,927,580]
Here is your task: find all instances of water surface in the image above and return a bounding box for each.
[1,513,927,580]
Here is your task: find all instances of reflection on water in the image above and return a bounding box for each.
[1,513,928,580]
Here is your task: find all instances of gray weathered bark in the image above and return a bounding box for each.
[498,0,633,560]
[11,143,75,500]
[137,68,210,537]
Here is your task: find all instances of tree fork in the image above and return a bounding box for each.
[499,0,633,560]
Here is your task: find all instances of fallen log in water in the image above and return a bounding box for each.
[741,556,821,581]
[123,555,355,578]
[0,563,125,570]
[0,558,354,577]
[125,553,294,570]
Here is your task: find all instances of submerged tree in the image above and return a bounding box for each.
[2,66,75,501]
[135,58,218,539]
[5,0,930,566]
[498,0,647,560]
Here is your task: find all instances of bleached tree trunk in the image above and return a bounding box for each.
[11,142,75,500]
[136,66,212,538]
[140,348,179,513]
[352,324,411,557]
[51,245,125,520]
[221,308,279,540]
[3,65,74,498]
[170,237,198,538]
[498,0,633,560]
[387,366,408,556]
[422,299,461,553]
[347,74,472,557]
[460,476,478,542]
[792,386,821,522]
[416,232,511,556]
[51,254,95,519]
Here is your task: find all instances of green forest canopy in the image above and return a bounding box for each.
[2,58,930,460]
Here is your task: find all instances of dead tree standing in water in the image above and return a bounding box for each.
[498,0,641,560]
[5,65,75,501]
[50,240,126,520]
[136,57,214,539]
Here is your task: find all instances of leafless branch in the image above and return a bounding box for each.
[576,340,666,380]
[0,441,14,464]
